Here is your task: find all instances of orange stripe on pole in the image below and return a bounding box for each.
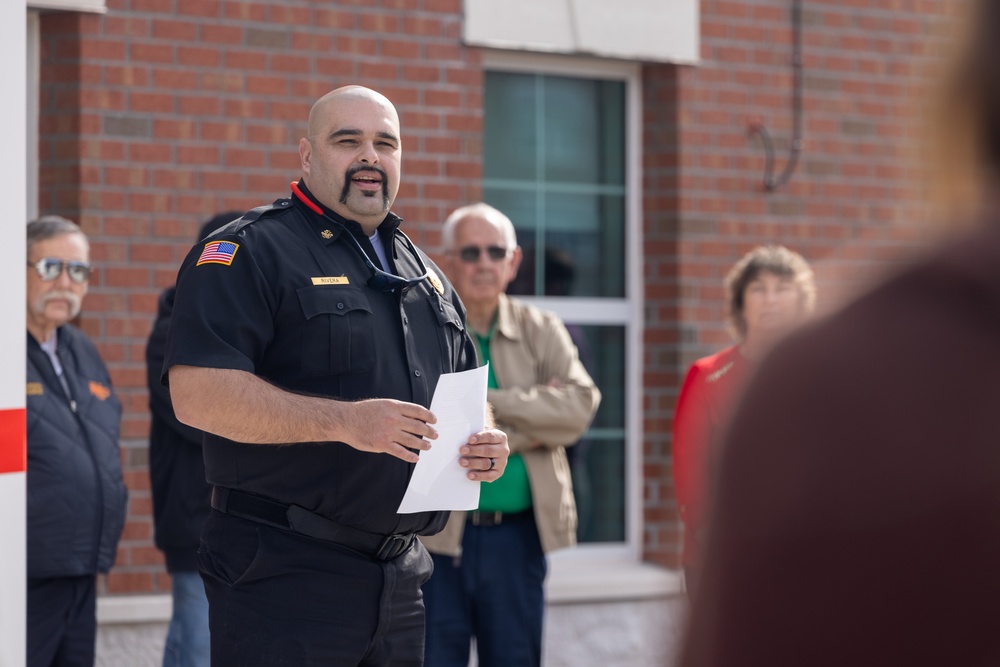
[0,408,26,474]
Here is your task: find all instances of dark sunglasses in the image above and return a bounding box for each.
[457,245,510,263]
[28,258,93,284]
[329,221,430,294]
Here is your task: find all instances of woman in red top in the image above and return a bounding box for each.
[672,245,815,592]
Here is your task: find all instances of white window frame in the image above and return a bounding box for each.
[27,0,106,12]
[26,9,39,221]
[481,51,676,602]
[464,0,699,65]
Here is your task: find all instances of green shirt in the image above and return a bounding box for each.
[474,327,533,513]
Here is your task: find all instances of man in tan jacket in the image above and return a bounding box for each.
[421,203,601,667]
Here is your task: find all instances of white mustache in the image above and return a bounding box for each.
[40,290,82,317]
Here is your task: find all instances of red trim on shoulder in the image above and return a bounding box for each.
[0,407,26,474]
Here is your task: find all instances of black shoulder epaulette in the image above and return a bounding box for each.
[213,198,295,236]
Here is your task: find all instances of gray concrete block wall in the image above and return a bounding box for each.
[545,596,687,667]
[96,622,166,667]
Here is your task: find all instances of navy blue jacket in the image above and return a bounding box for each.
[26,326,127,578]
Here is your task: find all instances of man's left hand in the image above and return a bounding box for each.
[459,428,509,481]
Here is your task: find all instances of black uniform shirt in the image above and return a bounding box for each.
[163,182,478,536]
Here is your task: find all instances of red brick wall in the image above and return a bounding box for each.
[36,0,960,591]
[642,62,684,565]
[643,0,958,568]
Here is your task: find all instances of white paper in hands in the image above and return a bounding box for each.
[397,363,489,513]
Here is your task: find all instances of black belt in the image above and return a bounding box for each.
[467,509,532,527]
[210,486,416,561]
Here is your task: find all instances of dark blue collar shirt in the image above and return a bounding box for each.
[163,181,478,536]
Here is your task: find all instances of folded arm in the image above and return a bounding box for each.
[487,321,601,453]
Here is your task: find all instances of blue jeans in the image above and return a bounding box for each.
[423,511,547,667]
[162,570,210,667]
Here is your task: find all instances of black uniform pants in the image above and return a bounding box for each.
[199,510,433,667]
[27,575,97,667]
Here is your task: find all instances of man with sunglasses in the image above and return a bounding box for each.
[421,203,601,667]
[162,86,509,667]
[25,216,128,666]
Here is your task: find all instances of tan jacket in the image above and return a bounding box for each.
[420,294,601,556]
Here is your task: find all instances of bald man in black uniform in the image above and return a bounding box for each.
[163,86,509,667]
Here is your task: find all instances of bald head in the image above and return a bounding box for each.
[299,86,403,234]
[307,86,399,140]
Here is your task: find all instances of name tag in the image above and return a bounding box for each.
[311,276,350,285]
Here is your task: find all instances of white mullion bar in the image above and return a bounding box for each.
[514,296,629,325]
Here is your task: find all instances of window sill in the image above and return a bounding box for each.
[545,560,684,605]
[97,594,171,625]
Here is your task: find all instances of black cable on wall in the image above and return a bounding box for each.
[747,0,803,192]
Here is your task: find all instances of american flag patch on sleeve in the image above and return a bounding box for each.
[196,240,239,266]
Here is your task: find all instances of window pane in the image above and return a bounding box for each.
[484,71,627,299]
[484,71,537,180]
[494,189,625,299]
[543,77,625,185]
[574,437,626,543]
[543,192,625,298]
[568,324,626,543]
[581,324,625,432]
[479,185,537,245]
[484,68,630,547]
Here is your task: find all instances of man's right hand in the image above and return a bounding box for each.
[339,398,437,463]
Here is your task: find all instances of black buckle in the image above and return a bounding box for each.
[469,511,503,527]
[376,534,413,561]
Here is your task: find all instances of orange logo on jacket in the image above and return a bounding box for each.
[89,381,111,401]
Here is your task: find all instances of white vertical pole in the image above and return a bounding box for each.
[0,2,28,666]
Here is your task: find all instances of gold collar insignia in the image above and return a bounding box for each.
[427,269,444,295]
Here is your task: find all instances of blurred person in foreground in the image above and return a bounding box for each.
[672,245,815,596]
[146,211,240,667]
[162,86,508,666]
[26,216,127,667]
[421,203,601,667]
[680,3,1000,665]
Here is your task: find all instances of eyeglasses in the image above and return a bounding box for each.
[28,258,93,284]
[457,245,510,263]
[329,221,430,294]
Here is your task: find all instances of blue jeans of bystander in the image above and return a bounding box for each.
[423,511,547,667]
[162,570,210,667]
